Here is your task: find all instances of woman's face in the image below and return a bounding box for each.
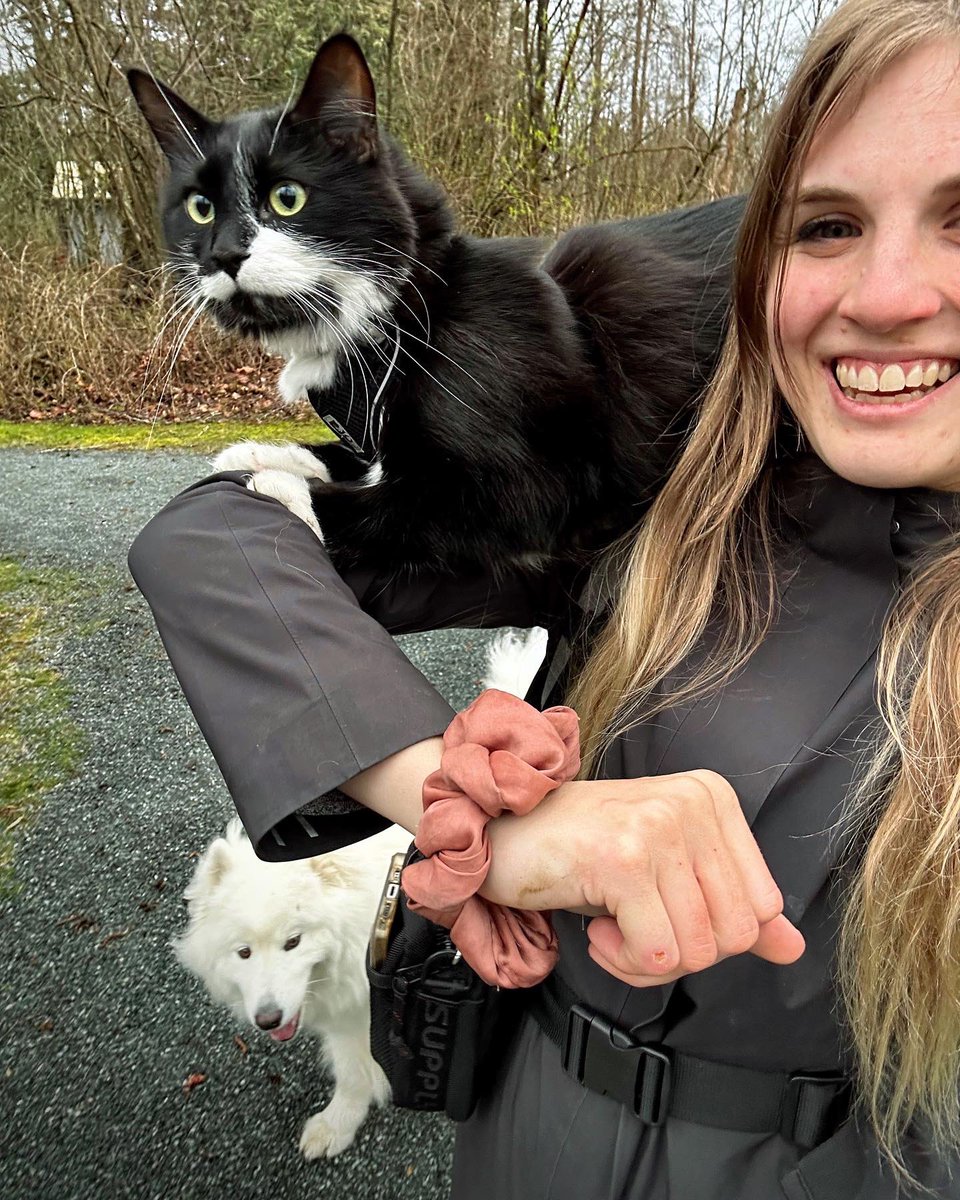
[771,39,960,491]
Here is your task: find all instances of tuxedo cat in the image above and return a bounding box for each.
[128,34,743,574]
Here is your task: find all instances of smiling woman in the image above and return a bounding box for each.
[770,39,960,491]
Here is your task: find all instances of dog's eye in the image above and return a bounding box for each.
[283,935,301,952]
[237,946,251,959]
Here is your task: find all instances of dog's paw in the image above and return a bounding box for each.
[248,470,324,542]
[298,1106,364,1160]
[211,440,331,482]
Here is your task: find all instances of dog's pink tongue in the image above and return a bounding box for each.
[269,1012,300,1042]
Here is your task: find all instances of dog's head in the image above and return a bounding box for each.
[174,819,357,1041]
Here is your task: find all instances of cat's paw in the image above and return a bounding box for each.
[211,440,331,481]
[248,470,324,542]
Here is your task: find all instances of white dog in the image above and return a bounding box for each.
[174,819,410,1159]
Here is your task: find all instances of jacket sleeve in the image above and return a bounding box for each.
[128,473,573,859]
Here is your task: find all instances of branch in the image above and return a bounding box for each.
[552,0,591,122]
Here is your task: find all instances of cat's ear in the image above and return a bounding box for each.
[289,34,378,163]
[127,68,211,161]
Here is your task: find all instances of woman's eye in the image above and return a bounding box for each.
[237,946,251,960]
[268,182,307,217]
[283,935,301,952]
[185,192,215,225]
[795,216,859,243]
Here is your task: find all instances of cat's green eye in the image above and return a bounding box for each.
[269,181,307,217]
[185,192,215,225]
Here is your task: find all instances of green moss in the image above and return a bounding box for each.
[0,560,86,897]
[0,419,336,452]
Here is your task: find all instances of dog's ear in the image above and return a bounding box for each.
[288,34,378,163]
[308,853,353,889]
[183,837,232,900]
[127,67,211,161]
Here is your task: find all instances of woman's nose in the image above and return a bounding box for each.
[836,233,943,332]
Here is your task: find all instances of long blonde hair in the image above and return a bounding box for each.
[568,0,960,1175]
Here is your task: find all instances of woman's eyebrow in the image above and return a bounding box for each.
[797,176,960,205]
[795,185,857,206]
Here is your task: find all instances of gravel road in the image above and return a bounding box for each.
[0,448,511,1200]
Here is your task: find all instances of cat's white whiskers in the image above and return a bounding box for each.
[385,319,490,394]
[371,239,447,285]
[373,316,482,419]
[289,293,373,433]
[147,299,208,445]
[297,281,399,376]
[137,283,204,418]
[377,278,430,341]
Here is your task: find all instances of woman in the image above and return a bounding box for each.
[129,0,960,1194]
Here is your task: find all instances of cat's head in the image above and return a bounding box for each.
[128,35,437,368]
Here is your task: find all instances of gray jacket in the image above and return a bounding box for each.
[128,458,960,1199]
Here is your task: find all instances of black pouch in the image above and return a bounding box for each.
[366,845,518,1121]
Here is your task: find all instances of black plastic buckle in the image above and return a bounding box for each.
[562,1004,672,1125]
[780,1071,852,1150]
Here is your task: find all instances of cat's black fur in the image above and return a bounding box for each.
[129,35,744,575]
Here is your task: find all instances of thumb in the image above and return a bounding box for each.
[750,913,805,964]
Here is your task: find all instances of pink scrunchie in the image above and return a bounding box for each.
[401,689,580,988]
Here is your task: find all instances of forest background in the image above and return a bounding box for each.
[0,0,837,426]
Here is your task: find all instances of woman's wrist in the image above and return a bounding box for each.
[481,779,597,913]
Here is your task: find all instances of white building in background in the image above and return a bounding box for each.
[52,160,123,266]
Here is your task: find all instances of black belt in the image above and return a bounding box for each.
[529,974,851,1151]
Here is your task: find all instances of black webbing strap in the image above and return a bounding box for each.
[305,333,401,465]
[529,973,851,1150]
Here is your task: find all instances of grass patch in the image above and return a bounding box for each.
[0,560,86,897]
[0,418,335,452]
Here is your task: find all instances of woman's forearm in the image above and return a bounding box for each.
[338,736,443,833]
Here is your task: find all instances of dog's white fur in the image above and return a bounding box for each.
[174,819,410,1159]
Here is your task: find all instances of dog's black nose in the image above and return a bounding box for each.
[255,1009,283,1030]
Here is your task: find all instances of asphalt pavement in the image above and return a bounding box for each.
[0,448,510,1200]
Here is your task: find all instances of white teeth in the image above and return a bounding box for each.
[836,357,957,402]
[858,365,879,391]
[879,364,906,393]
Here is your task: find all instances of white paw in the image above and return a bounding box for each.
[298,1104,365,1160]
[248,470,324,542]
[211,440,331,481]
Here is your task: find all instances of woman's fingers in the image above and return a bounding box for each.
[586,910,805,989]
[595,885,682,977]
[689,769,786,924]
[751,913,806,964]
[582,771,806,984]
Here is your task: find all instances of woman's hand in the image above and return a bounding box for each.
[483,769,805,987]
